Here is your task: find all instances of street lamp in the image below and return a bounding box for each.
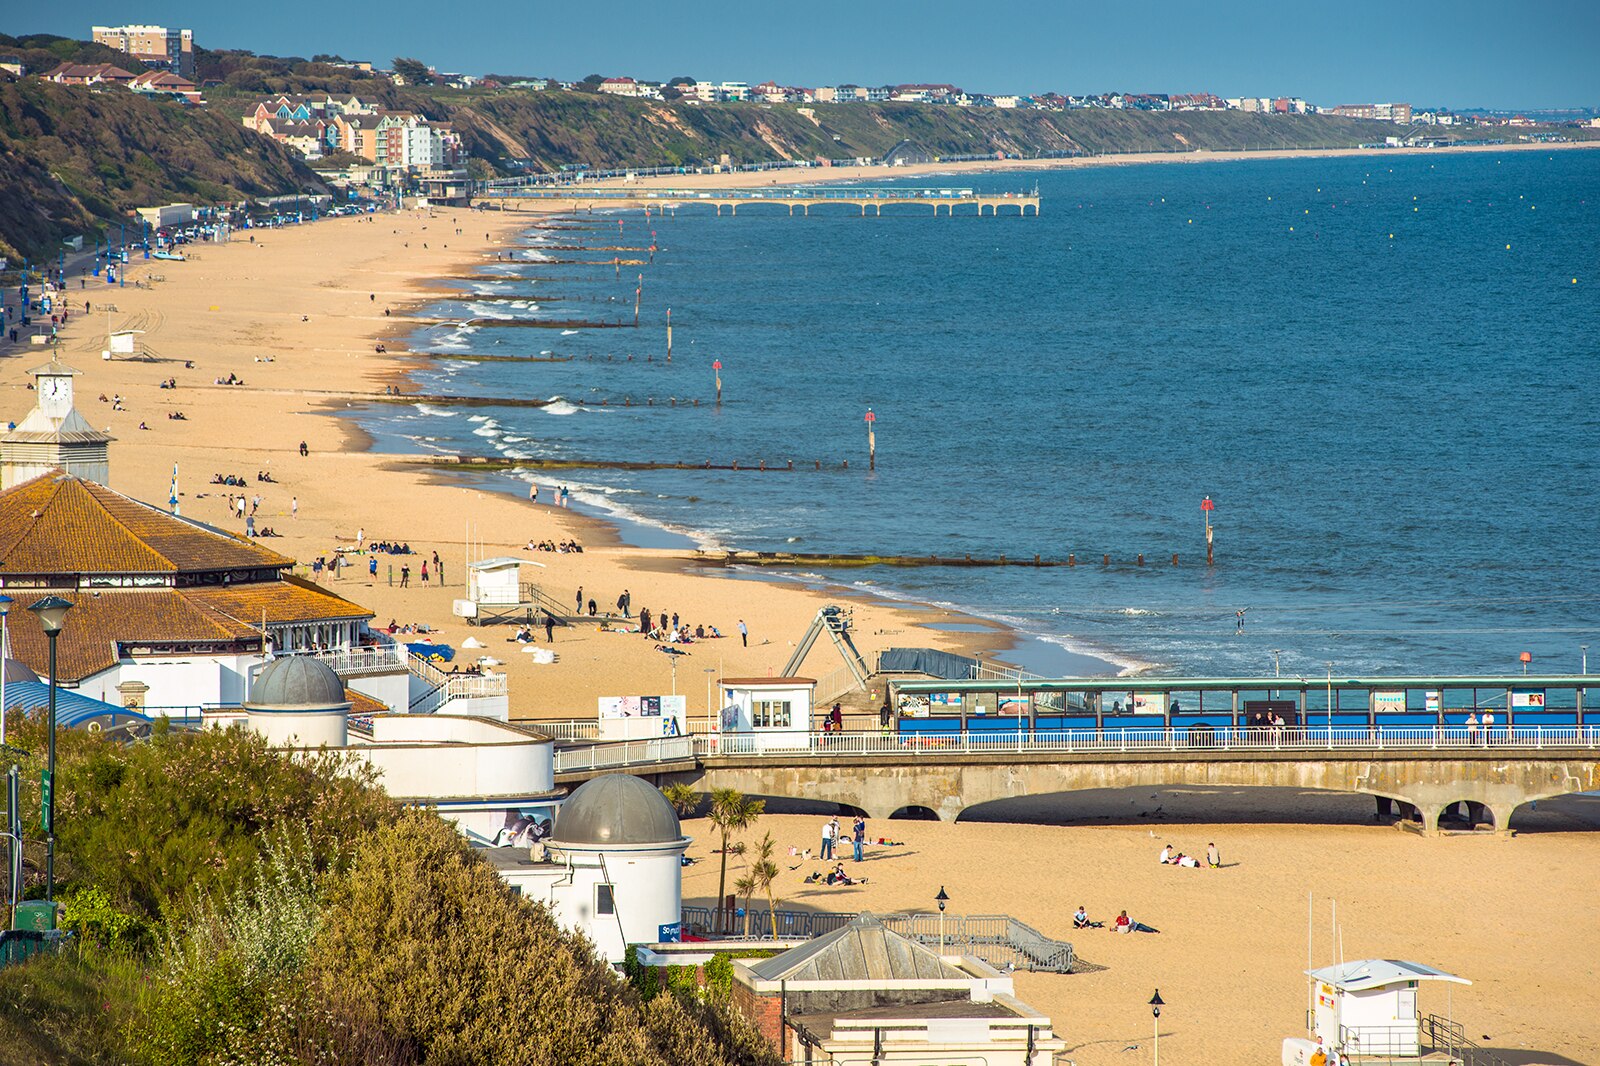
[1149,989,1165,1066]
[935,886,949,952]
[0,594,12,751]
[28,595,72,912]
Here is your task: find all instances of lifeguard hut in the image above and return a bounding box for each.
[1286,959,1471,1064]
[453,557,542,626]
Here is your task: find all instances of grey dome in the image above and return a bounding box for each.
[554,774,684,846]
[3,658,41,684]
[246,655,349,710]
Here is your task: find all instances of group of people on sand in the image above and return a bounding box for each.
[1158,842,1221,869]
[525,539,583,553]
[1070,904,1159,934]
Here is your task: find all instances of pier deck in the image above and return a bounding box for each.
[474,185,1040,217]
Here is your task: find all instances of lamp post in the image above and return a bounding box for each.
[935,885,949,952]
[0,595,11,750]
[1149,989,1164,1066]
[1326,662,1334,748]
[28,595,73,911]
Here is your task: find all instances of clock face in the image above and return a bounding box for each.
[40,376,70,403]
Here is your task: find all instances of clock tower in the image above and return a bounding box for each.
[1,360,115,489]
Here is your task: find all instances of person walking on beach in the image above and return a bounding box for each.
[400,564,410,588]
[529,482,538,504]
[852,815,867,862]
[543,610,555,643]
[433,552,443,585]
[356,527,365,550]
[738,619,748,647]
[369,556,377,581]
[560,485,570,508]
[291,496,298,520]
[820,818,835,861]
[420,560,429,584]
[639,607,651,637]
[575,586,583,614]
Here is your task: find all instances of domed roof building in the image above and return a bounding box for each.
[487,773,690,963]
[244,654,351,747]
[552,772,685,848]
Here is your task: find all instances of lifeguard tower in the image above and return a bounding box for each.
[453,557,543,626]
[1286,959,1476,1065]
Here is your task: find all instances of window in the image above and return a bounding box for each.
[752,700,792,729]
[596,884,615,916]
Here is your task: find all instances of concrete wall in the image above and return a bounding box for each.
[357,714,553,798]
[687,751,1600,836]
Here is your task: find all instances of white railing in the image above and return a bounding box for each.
[553,736,697,774]
[410,672,509,715]
[536,720,603,742]
[306,645,406,677]
[691,725,1600,759]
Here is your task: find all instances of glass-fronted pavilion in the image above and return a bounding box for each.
[887,675,1596,736]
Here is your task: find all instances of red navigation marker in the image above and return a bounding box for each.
[713,360,722,370]
[1201,496,1215,511]
[865,409,877,423]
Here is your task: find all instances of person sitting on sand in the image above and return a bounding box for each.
[1206,842,1220,868]
[1176,853,1200,869]
[1115,910,1132,933]
[1074,906,1091,930]
[1158,844,1173,865]
[825,863,866,886]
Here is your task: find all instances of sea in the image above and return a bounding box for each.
[366,148,1600,679]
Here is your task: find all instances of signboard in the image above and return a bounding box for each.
[1510,689,1546,710]
[998,694,1029,715]
[1424,691,1441,714]
[1132,692,1167,716]
[657,921,681,943]
[598,694,687,737]
[1374,690,1406,715]
[897,693,931,718]
[40,769,52,831]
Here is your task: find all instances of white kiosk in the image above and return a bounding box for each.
[1289,959,1470,1063]
[716,676,815,752]
[454,557,542,626]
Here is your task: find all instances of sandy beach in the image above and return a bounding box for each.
[682,806,1600,1066]
[3,141,1596,1063]
[0,202,1033,722]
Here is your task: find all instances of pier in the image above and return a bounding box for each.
[474,184,1041,217]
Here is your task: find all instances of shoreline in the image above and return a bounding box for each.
[0,203,1118,725]
[374,218,1139,677]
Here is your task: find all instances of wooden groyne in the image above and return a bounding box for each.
[695,550,1188,570]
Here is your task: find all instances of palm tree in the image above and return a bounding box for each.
[747,831,781,940]
[734,870,758,938]
[661,783,700,817]
[709,788,764,927]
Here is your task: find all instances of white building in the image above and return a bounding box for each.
[487,774,689,962]
[714,676,815,751]
[1294,959,1471,1062]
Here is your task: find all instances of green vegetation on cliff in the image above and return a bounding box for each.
[0,76,320,263]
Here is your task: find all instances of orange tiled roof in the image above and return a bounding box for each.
[5,580,373,683]
[0,473,292,575]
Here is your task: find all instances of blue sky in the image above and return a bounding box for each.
[20,1,1600,109]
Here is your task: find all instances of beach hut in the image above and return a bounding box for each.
[1299,959,1470,1060]
[716,677,815,751]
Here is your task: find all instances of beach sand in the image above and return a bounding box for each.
[682,806,1600,1066]
[5,145,1595,1064]
[0,205,1042,721]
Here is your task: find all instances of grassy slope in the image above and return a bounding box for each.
[0,77,320,263]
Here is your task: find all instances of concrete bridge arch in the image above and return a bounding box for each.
[682,750,1600,836]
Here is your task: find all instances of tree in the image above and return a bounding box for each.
[708,789,763,922]
[747,833,781,939]
[391,57,432,85]
[662,783,700,816]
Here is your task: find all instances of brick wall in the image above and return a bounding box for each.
[731,982,785,1053]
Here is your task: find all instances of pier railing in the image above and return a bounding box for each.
[553,736,696,774]
[695,725,1600,758]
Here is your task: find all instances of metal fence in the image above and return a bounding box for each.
[553,736,696,774]
[0,930,68,970]
[677,907,1074,973]
[693,726,1600,759]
